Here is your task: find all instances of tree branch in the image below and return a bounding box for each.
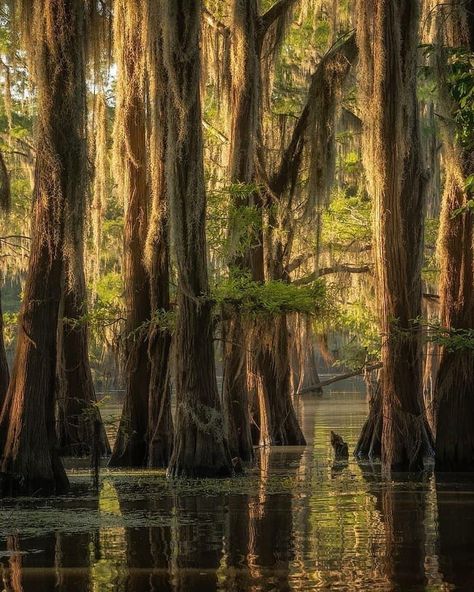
[202,6,228,34]
[260,0,298,38]
[269,32,357,198]
[296,362,383,395]
[294,264,372,285]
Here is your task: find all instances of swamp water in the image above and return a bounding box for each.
[1,388,474,591]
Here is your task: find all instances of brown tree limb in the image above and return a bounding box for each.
[260,0,298,39]
[268,32,357,199]
[294,264,372,285]
[296,363,383,395]
[202,6,228,34]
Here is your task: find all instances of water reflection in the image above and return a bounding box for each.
[436,475,474,592]
[2,393,474,590]
[360,465,428,591]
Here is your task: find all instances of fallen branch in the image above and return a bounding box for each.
[295,362,382,395]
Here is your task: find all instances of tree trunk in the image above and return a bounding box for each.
[109,2,151,468]
[56,264,110,457]
[221,0,261,462]
[146,8,174,468]
[354,369,382,459]
[356,0,432,471]
[0,290,9,414]
[0,0,86,495]
[433,1,474,471]
[222,312,254,461]
[164,0,232,478]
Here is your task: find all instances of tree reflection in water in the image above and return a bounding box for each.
[2,395,474,590]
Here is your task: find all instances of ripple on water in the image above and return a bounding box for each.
[0,390,473,591]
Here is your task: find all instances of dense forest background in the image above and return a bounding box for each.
[0,0,472,494]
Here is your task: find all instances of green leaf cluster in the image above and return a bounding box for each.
[213,274,329,317]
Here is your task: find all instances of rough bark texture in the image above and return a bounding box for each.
[0,291,9,415]
[109,2,151,468]
[164,0,232,478]
[146,7,174,468]
[221,0,262,461]
[354,369,382,459]
[0,0,87,495]
[433,1,474,471]
[356,0,432,471]
[56,267,110,457]
[222,312,253,461]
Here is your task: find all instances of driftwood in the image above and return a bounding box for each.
[295,362,383,395]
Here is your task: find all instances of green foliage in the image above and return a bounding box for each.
[213,274,329,317]
[95,271,123,306]
[321,191,372,250]
[423,217,440,284]
[427,323,474,352]
[334,299,380,367]
[207,183,263,262]
[445,47,474,151]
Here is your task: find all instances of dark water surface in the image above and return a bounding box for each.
[1,390,474,591]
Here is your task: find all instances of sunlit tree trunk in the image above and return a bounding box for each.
[146,7,173,468]
[164,0,233,478]
[109,1,151,468]
[356,0,432,470]
[0,0,87,495]
[431,1,474,471]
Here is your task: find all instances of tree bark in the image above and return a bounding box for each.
[109,2,151,468]
[56,254,110,458]
[146,9,174,468]
[164,0,232,478]
[221,0,262,462]
[433,1,474,471]
[0,290,9,415]
[354,369,382,459]
[222,312,254,461]
[356,0,432,471]
[0,0,87,495]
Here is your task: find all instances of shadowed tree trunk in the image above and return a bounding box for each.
[222,311,254,460]
[56,255,110,457]
[433,0,474,471]
[222,0,262,459]
[257,32,358,447]
[436,475,474,590]
[355,0,432,471]
[164,0,232,478]
[109,1,151,468]
[225,0,304,451]
[0,291,9,415]
[361,466,427,589]
[146,6,173,468]
[354,368,382,459]
[0,0,87,495]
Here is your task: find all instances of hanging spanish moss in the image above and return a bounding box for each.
[164,0,233,478]
[355,0,433,471]
[307,33,357,211]
[430,0,474,470]
[0,0,87,495]
[109,0,151,468]
[144,0,173,468]
[90,92,109,282]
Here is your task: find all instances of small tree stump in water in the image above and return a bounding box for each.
[331,431,349,460]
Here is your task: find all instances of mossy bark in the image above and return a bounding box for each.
[164,0,232,478]
[0,0,88,496]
